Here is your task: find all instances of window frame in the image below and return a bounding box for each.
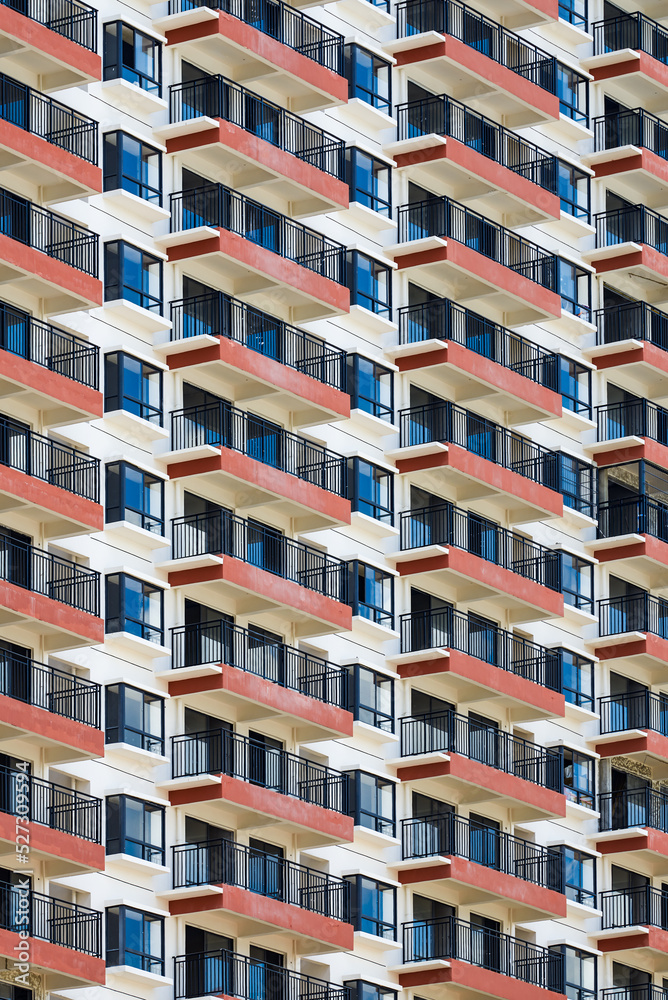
[346,874,397,939]
[559,845,596,907]
[347,250,392,318]
[104,352,163,425]
[559,648,594,711]
[105,572,165,645]
[349,664,394,732]
[558,0,587,31]
[559,356,591,417]
[347,457,393,523]
[103,22,162,95]
[348,560,394,628]
[347,770,396,836]
[556,62,589,127]
[563,748,596,809]
[560,553,594,615]
[106,461,164,534]
[558,160,590,222]
[558,258,591,322]
[549,944,597,1000]
[344,45,391,113]
[103,131,163,205]
[106,905,165,974]
[105,683,165,754]
[346,147,392,217]
[347,354,394,421]
[344,982,397,1000]
[104,240,163,314]
[106,794,165,865]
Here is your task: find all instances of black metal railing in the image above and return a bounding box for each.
[167,0,344,74]
[169,75,345,179]
[597,398,668,445]
[599,787,668,833]
[593,11,668,61]
[0,528,99,615]
[0,414,99,501]
[595,300,668,350]
[400,710,564,790]
[0,648,100,727]
[396,0,557,95]
[595,204,668,257]
[598,495,668,544]
[173,840,350,920]
[600,690,668,736]
[171,619,347,707]
[398,297,560,391]
[0,300,98,388]
[0,881,101,955]
[0,764,101,842]
[0,187,98,276]
[402,915,563,991]
[171,729,348,812]
[0,0,97,50]
[400,503,561,590]
[603,988,668,1000]
[170,402,346,495]
[399,606,562,691]
[169,292,346,390]
[396,94,557,192]
[602,885,668,930]
[170,183,345,284]
[0,73,97,163]
[398,195,557,289]
[175,949,350,1000]
[599,592,668,639]
[594,108,668,159]
[401,813,564,891]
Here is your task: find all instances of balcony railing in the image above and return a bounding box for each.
[595,300,668,350]
[400,502,561,591]
[175,949,350,1000]
[170,183,346,284]
[396,94,558,192]
[396,0,557,95]
[598,592,668,639]
[0,414,99,501]
[602,885,668,930]
[400,710,564,791]
[0,880,101,955]
[171,729,348,812]
[171,619,347,707]
[0,528,99,615]
[599,787,668,833]
[169,292,346,390]
[401,813,564,892]
[0,647,100,727]
[600,690,668,736]
[0,764,101,842]
[0,72,97,163]
[170,402,346,495]
[167,0,344,75]
[0,0,97,50]
[0,300,98,388]
[594,108,668,159]
[399,606,562,691]
[173,839,350,920]
[597,398,668,445]
[398,195,557,289]
[169,75,345,180]
[402,915,563,991]
[603,988,668,1000]
[593,12,668,61]
[598,495,668,544]
[0,187,98,276]
[595,204,668,256]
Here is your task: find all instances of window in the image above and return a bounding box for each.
[105,353,162,425]
[345,982,396,1000]
[559,649,594,711]
[559,357,591,417]
[347,355,393,420]
[349,665,394,731]
[105,241,163,313]
[346,148,391,217]
[558,161,589,221]
[559,0,587,30]
[555,453,595,518]
[560,554,594,614]
[103,22,162,95]
[559,846,596,907]
[346,875,396,939]
[558,259,591,321]
[106,795,165,864]
[104,132,162,204]
[348,770,395,835]
[347,458,393,523]
[550,945,596,1000]
[348,561,394,628]
[106,684,164,754]
[557,63,588,126]
[563,748,595,809]
[344,46,391,113]
[106,462,164,534]
[106,905,164,974]
[106,573,164,645]
[347,251,392,317]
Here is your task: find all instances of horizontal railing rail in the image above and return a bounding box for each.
[170,401,347,495]
[603,988,668,1000]
[173,839,350,920]
[171,619,347,707]
[595,300,668,350]
[174,949,351,1000]
[0,0,97,49]
[0,299,99,387]
[0,414,99,501]
[600,690,668,736]
[0,764,102,842]
[0,186,98,275]
[0,528,99,615]
[594,107,668,158]
[599,787,668,833]
[0,72,97,162]
[169,75,345,179]
[169,291,346,389]
[596,398,668,444]
[0,648,100,727]
[171,729,348,812]
[0,880,101,955]
[401,813,564,891]
[601,885,668,930]
[597,495,668,543]
[598,592,668,639]
[595,204,668,256]
[593,11,668,59]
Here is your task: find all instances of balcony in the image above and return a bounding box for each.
[0,881,103,988]
[598,788,668,872]
[587,205,668,301]
[396,813,566,920]
[391,196,561,326]
[165,402,350,530]
[396,711,565,820]
[397,916,564,1000]
[168,840,353,952]
[596,691,668,773]
[394,503,563,621]
[168,620,352,742]
[391,297,562,426]
[588,110,668,208]
[0,528,101,650]
[390,95,560,225]
[0,0,99,90]
[592,593,668,680]
[586,14,668,114]
[588,301,668,398]
[392,606,564,721]
[598,886,668,969]
[0,765,103,876]
[0,187,100,313]
[156,0,347,113]
[166,729,353,847]
[591,398,668,462]
[175,949,350,1000]
[594,495,668,589]
[163,76,348,215]
[160,183,349,321]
